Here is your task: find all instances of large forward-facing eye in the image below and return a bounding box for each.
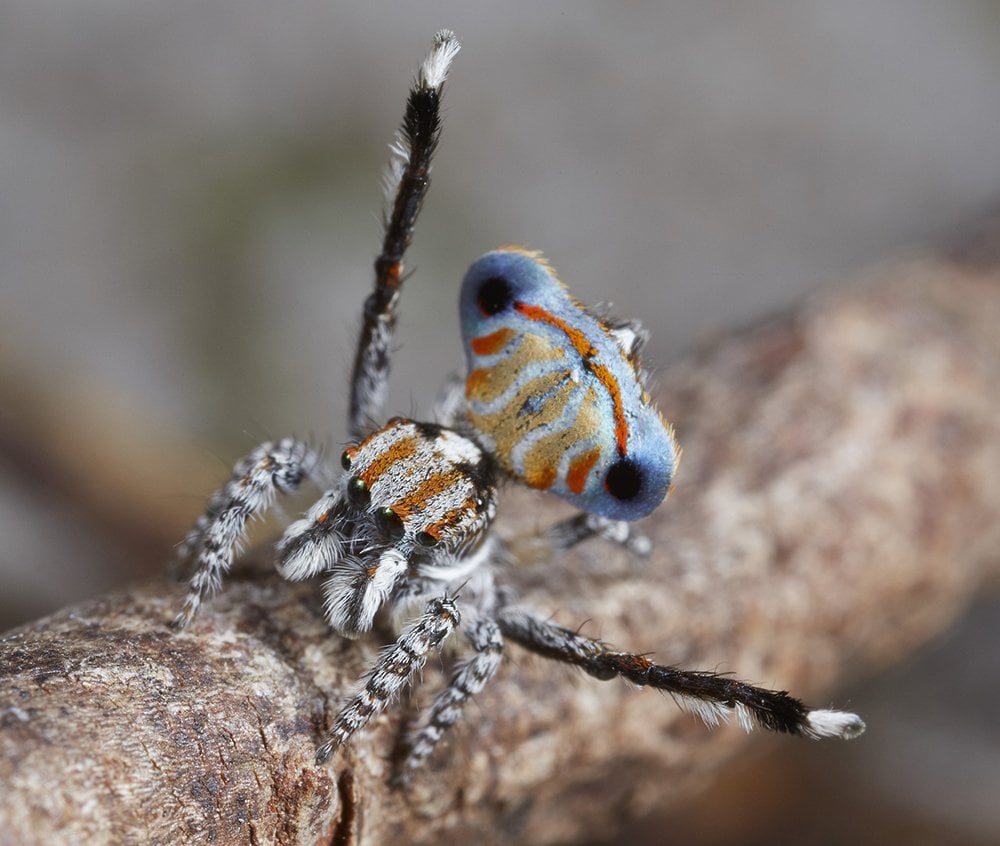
[346,476,371,508]
[376,507,405,540]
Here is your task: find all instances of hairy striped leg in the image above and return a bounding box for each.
[349,30,460,437]
[506,513,652,570]
[316,595,461,764]
[173,438,320,628]
[496,607,865,740]
[395,617,504,784]
[430,371,467,428]
[543,512,652,557]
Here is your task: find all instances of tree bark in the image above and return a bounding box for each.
[2,255,999,846]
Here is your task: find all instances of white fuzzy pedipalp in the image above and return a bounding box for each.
[322,548,408,638]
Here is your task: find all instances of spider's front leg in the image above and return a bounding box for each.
[316,594,461,764]
[395,615,504,784]
[173,437,320,628]
[497,606,865,740]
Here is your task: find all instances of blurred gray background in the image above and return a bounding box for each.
[1,2,999,843]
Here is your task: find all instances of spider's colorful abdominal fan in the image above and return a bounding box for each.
[460,248,678,521]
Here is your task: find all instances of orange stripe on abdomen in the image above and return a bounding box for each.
[514,301,630,455]
[470,327,516,356]
[566,447,601,495]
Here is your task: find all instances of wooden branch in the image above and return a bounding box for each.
[2,256,999,846]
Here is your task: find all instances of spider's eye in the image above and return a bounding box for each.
[340,450,353,471]
[415,530,439,548]
[477,276,513,316]
[376,507,405,540]
[604,458,643,502]
[346,476,371,508]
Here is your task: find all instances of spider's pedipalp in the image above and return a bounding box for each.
[321,549,408,639]
[276,487,351,581]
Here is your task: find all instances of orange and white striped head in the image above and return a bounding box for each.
[339,417,497,557]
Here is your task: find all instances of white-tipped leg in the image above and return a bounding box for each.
[316,596,461,764]
[396,617,504,784]
[507,513,651,569]
[418,29,461,91]
[803,708,866,740]
[497,606,865,741]
[349,31,461,437]
[174,438,318,629]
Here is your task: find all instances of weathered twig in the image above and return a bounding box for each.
[2,257,999,846]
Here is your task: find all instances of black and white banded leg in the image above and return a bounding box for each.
[174,438,319,628]
[316,595,462,764]
[497,607,865,740]
[348,30,460,438]
[543,512,652,557]
[396,617,504,784]
[505,513,651,571]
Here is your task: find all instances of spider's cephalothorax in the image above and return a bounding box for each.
[173,30,864,785]
[277,417,498,638]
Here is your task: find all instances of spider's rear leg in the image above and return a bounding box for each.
[543,512,652,557]
[431,371,467,428]
[497,607,865,740]
[506,512,652,569]
[173,438,320,629]
[316,595,461,764]
[395,616,504,785]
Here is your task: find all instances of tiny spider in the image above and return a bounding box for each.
[173,30,864,784]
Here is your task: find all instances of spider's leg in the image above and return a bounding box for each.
[396,616,504,784]
[316,595,461,764]
[348,31,461,438]
[507,513,652,567]
[431,371,467,427]
[497,607,865,740]
[174,438,319,628]
[543,512,652,557]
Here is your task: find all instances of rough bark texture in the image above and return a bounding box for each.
[2,257,999,846]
